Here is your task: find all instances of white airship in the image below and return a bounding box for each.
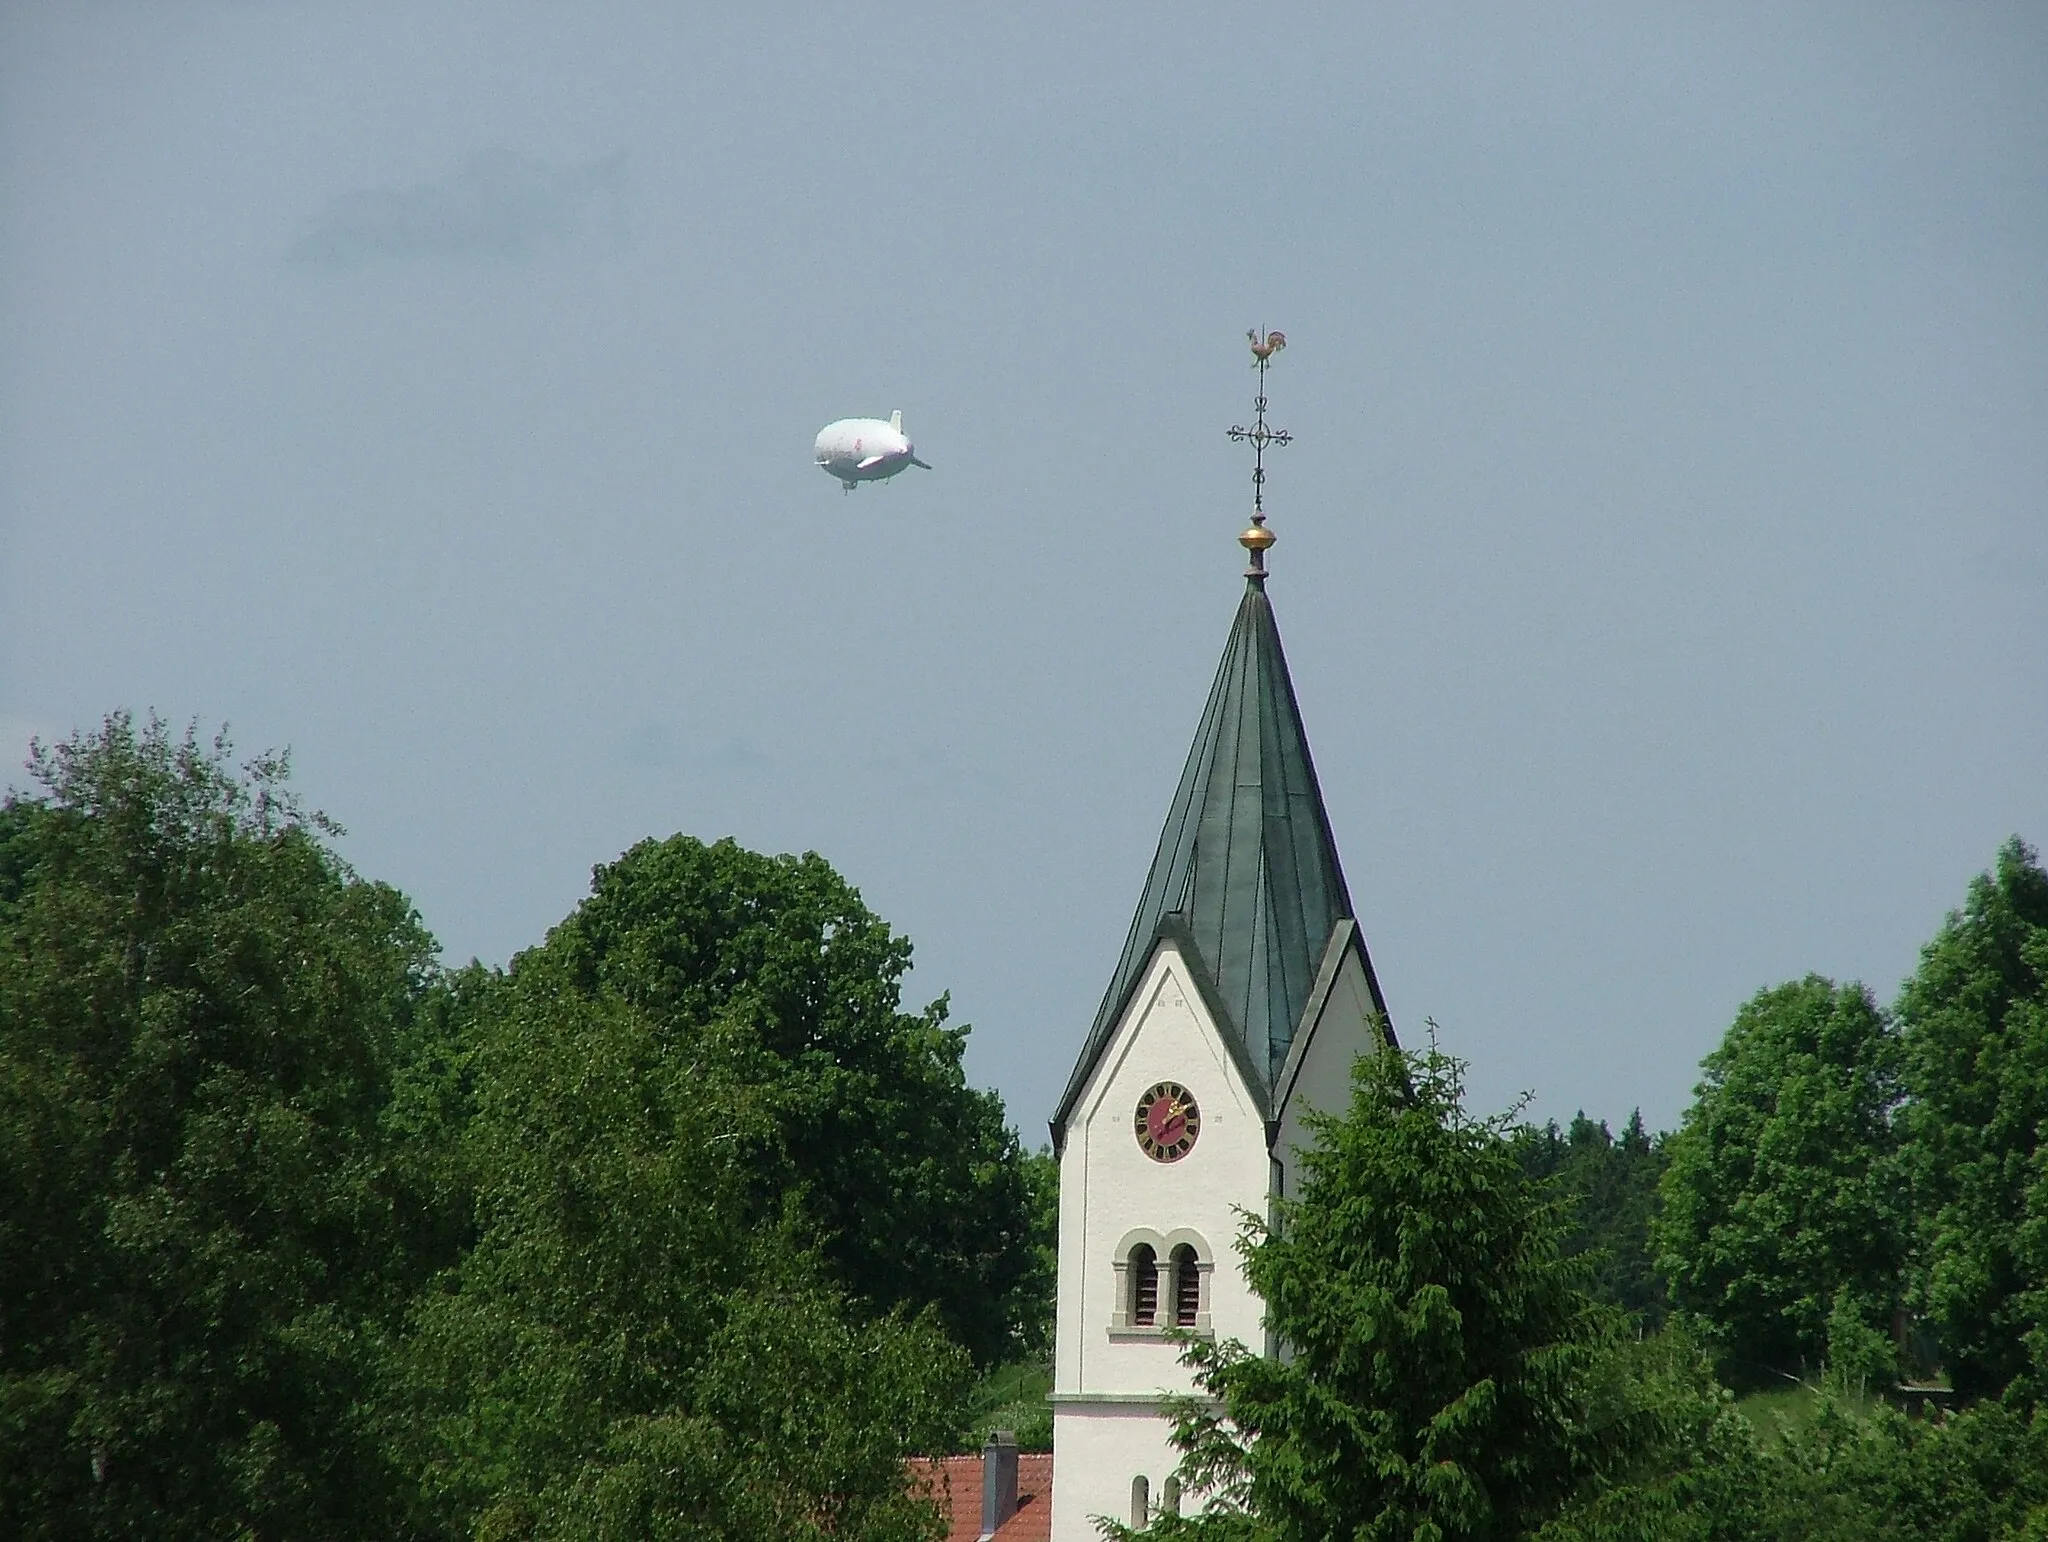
[813,410,931,490]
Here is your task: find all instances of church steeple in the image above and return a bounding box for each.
[1051,573,1387,1137]
[1047,338,1401,1539]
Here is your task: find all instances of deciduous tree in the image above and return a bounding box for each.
[517,834,1044,1367]
[0,715,436,1541]
[1653,977,1902,1383]
[1538,1353,2048,1542]
[1894,837,2048,1398]
[383,957,967,1541]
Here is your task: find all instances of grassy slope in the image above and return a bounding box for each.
[965,1358,1053,1452]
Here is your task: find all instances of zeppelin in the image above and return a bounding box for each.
[813,410,931,490]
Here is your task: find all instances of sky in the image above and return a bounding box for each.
[3,2,2044,1137]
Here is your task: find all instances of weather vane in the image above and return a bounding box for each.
[1228,329,1290,578]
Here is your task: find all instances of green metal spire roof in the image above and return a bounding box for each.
[1053,575,1388,1137]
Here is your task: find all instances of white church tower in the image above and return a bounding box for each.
[1047,341,1396,1538]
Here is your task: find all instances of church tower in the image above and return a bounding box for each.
[1047,341,1396,1538]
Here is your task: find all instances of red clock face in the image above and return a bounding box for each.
[1134,1080,1201,1162]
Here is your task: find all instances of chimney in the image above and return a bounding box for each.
[978,1429,1019,1540]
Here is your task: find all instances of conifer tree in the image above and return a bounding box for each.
[1515,1110,1671,1326]
[1123,1039,1627,1541]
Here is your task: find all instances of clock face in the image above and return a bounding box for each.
[1134,1080,1201,1162]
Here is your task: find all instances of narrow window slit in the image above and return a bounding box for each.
[1172,1244,1201,1327]
[1130,1244,1158,1327]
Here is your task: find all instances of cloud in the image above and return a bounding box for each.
[288,147,626,267]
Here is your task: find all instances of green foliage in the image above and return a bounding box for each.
[0,721,1030,1541]
[1822,1287,1899,1399]
[1516,1111,1671,1327]
[1894,838,2048,1399]
[1534,1327,1781,1542]
[0,714,437,1541]
[8,709,2030,1542]
[1653,977,1903,1384]
[1018,1142,1061,1356]
[517,834,1046,1368]
[1543,1365,2048,1542]
[1122,1038,1629,1542]
[383,963,967,1540]
[963,1357,1053,1453]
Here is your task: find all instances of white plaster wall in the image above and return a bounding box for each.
[1055,940,1271,1400]
[1053,1101,1093,1393]
[1048,1402,1183,1542]
[1052,942,1272,1541]
[1273,941,1383,1188]
[1051,935,1388,1538]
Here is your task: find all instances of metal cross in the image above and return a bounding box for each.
[1228,329,1291,575]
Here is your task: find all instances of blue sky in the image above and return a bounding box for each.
[4,2,2043,1134]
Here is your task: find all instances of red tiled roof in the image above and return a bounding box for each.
[908,1451,1053,1542]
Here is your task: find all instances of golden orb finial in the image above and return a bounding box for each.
[1240,513,1276,581]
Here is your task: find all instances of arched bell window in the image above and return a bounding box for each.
[1129,1243,1159,1327]
[1171,1243,1201,1328]
[1162,1475,1183,1516]
[1130,1475,1150,1529]
[1112,1229,1208,1336]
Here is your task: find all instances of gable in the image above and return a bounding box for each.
[1052,933,1277,1401]
[1071,934,1264,1139]
[1271,921,1396,1168]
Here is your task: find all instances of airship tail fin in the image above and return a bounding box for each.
[909,456,932,471]
[890,409,902,432]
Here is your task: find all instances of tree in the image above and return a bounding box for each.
[1894,837,2048,1399]
[1532,1327,1779,1542]
[1653,977,1903,1384]
[1014,1142,1060,1360]
[1539,1356,2048,1542]
[515,834,1043,1367]
[1516,1111,1671,1327]
[383,957,967,1541]
[0,715,437,1541]
[1128,1039,1628,1542]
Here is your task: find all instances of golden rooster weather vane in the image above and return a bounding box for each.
[1228,329,1292,579]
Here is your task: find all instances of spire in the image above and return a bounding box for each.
[1053,578,1379,1134]
[1051,331,1389,1141]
